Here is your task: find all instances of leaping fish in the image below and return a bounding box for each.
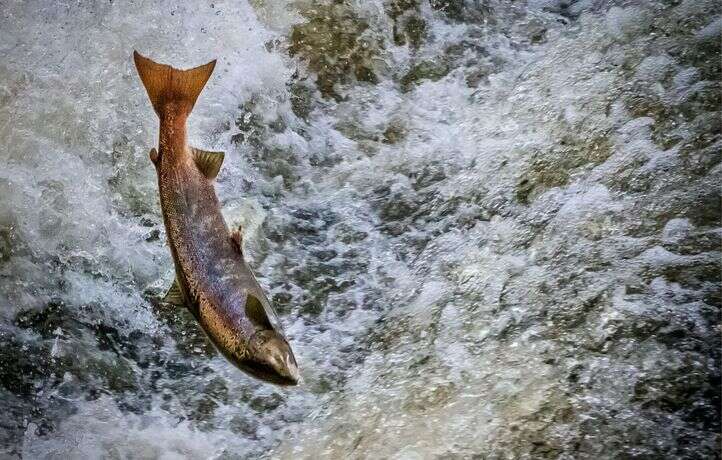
[133,51,299,386]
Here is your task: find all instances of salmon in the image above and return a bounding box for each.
[133,51,299,386]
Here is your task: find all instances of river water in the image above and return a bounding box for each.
[0,0,720,458]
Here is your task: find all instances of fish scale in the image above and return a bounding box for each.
[133,50,299,386]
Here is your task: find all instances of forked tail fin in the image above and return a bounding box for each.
[133,50,216,117]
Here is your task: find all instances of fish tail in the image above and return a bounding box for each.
[133,50,216,117]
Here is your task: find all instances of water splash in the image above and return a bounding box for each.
[0,0,719,458]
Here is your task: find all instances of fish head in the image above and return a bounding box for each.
[237,329,299,386]
[198,294,300,386]
[228,292,300,386]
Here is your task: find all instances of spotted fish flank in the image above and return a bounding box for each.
[133,50,299,386]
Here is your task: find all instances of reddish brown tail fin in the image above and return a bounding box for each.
[133,50,216,117]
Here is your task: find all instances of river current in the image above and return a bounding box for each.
[0,0,720,458]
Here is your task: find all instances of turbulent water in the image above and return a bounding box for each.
[1,0,720,458]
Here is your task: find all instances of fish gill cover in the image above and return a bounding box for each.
[0,0,720,458]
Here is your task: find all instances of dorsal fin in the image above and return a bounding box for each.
[163,278,185,307]
[192,148,224,179]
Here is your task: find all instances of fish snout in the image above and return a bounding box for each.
[247,330,300,386]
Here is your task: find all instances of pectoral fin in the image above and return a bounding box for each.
[163,278,185,307]
[192,148,224,179]
[231,225,243,254]
[245,293,273,329]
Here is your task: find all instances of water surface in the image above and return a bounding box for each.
[0,0,720,458]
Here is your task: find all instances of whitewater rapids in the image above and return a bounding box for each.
[0,0,719,458]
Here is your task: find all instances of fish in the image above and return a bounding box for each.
[133,50,299,386]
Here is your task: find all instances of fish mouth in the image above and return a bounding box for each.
[236,359,300,386]
[199,327,300,385]
[201,325,301,386]
[211,341,301,386]
[238,329,300,386]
